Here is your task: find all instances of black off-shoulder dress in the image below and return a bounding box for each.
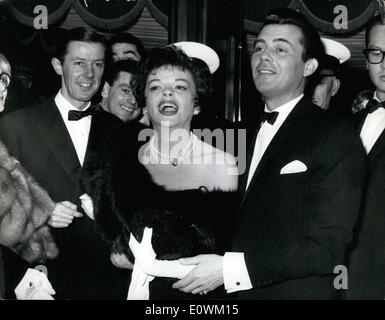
[82,122,240,300]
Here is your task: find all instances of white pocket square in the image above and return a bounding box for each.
[280,160,307,174]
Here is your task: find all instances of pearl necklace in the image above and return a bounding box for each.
[150,133,198,166]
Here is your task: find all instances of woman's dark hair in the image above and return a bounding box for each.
[132,45,213,110]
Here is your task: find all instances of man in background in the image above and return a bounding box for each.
[0,52,11,298]
[0,53,11,114]
[108,32,145,63]
[100,59,142,122]
[312,38,350,111]
[346,14,385,299]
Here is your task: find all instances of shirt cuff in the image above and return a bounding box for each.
[223,252,253,293]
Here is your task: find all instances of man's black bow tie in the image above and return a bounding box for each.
[68,104,102,121]
[365,99,385,114]
[261,110,279,125]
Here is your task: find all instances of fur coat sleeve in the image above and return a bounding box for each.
[0,140,58,264]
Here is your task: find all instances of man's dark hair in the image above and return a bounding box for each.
[103,59,139,86]
[365,14,384,47]
[259,8,324,96]
[108,32,145,60]
[132,45,213,110]
[54,27,106,63]
[260,8,324,63]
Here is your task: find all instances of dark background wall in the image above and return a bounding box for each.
[0,0,380,120]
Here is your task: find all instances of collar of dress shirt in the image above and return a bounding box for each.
[363,91,381,108]
[374,91,382,103]
[55,90,91,121]
[263,93,304,127]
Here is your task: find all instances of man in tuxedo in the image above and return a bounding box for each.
[173,8,365,299]
[0,27,127,299]
[346,15,385,299]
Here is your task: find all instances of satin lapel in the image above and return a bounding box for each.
[238,127,259,194]
[367,128,385,164]
[83,114,100,165]
[355,109,368,134]
[37,99,81,185]
[355,108,385,163]
[240,98,306,207]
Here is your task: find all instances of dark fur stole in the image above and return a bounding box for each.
[81,122,240,260]
[0,140,58,263]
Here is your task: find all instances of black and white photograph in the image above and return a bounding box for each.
[0,0,384,309]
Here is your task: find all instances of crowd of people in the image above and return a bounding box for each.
[0,7,385,300]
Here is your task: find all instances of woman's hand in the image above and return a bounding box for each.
[129,227,195,279]
[110,252,134,269]
[129,227,156,273]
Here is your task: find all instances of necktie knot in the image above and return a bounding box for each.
[68,104,101,121]
[366,99,385,114]
[261,110,279,125]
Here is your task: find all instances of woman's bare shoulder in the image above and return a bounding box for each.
[194,140,238,190]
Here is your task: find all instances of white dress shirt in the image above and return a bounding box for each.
[246,94,304,188]
[55,91,92,166]
[223,94,304,294]
[360,92,385,154]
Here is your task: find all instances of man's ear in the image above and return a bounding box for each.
[304,58,319,77]
[101,82,110,99]
[51,58,63,76]
[330,78,341,97]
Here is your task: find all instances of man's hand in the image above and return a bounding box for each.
[15,268,55,300]
[172,254,224,295]
[48,201,83,228]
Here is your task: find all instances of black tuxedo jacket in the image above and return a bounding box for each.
[0,98,129,300]
[234,97,365,299]
[345,109,385,299]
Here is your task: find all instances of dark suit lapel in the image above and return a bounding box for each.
[240,98,306,206]
[83,112,106,165]
[238,128,259,194]
[355,109,368,134]
[37,99,81,185]
[355,107,385,163]
[367,128,385,163]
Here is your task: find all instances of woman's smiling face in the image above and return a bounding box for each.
[144,65,198,130]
